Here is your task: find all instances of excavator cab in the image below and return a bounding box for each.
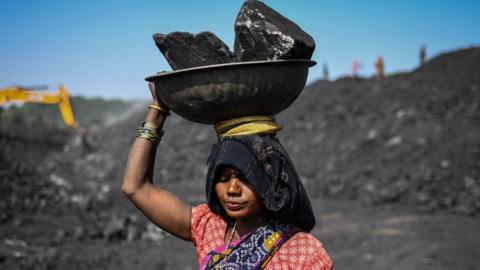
[0,85,80,129]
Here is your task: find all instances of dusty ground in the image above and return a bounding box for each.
[2,193,479,270]
[1,47,479,269]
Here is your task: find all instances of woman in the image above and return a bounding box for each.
[122,83,333,269]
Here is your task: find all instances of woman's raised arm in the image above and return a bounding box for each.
[121,83,192,241]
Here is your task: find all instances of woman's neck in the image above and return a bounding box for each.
[234,216,269,239]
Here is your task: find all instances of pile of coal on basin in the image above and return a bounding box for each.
[152,0,315,70]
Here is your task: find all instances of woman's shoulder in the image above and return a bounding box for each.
[191,204,226,257]
[267,231,333,270]
[191,204,226,233]
[191,203,213,219]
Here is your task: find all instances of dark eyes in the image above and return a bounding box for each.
[218,169,241,183]
[219,175,230,183]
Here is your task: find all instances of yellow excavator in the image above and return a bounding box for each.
[0,85,80,129]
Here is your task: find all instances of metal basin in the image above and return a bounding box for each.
[145,59,315,124]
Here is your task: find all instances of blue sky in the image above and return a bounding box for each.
[1,0,479,99]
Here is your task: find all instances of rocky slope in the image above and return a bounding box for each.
[0,46,479,269]
[278,47,480,215]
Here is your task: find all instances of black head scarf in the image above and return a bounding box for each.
[205,134,316,232]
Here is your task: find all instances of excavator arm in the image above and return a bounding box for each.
[0,85,79,128]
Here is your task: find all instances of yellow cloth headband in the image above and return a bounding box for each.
[215,115,282,139]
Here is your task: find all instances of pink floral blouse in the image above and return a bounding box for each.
[191,204,333,270]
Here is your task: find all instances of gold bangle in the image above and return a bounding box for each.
[148,104,170,115]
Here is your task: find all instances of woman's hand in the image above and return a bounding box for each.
[148,82,169,110]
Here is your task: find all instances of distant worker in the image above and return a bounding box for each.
[352,59,361,78]
[79,127,92,155]
[323,63,329,81]
[419,45,427,66]
[375,55,385,80]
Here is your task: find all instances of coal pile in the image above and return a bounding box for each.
[153,31,234,70]
[95,47,480,217]
[1,47,479,269]
[0,126,72,223]
[153,0,315,70]
[234,0,315,61]
[278,47,480,215]
[0,107,173,269]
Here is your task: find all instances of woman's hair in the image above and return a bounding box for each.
[205,134,316,232]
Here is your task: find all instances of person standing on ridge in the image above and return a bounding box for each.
[352,59,361,78]
[420,45,427,66]
[323,63,329,81]
[375,55,385,80]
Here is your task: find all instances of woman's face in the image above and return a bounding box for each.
[215,166,267,223]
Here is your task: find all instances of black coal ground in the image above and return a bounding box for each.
[1,47,479,269]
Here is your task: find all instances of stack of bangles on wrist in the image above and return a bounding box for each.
[136,121,164,145]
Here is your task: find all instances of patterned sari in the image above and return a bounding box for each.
[200,223,298,270]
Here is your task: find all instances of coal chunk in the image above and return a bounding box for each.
[153,31,233,70]
[234,0,315,61]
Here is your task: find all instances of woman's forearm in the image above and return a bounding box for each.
[121,103,192,240]
[121,106,166,195]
